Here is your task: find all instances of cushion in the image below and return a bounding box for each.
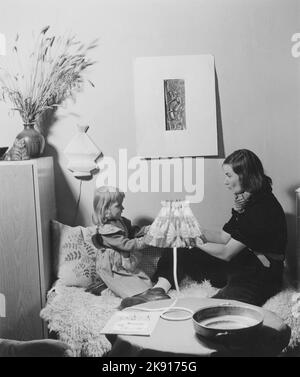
[51,220,100,287]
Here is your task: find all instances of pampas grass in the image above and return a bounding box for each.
[0,26,96,125]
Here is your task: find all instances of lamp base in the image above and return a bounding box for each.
[67,166,100,179]
[72,171,92,178]
[173,247,180,292]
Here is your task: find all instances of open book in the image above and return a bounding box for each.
[101,310,161,336]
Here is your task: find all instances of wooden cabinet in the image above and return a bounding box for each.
[0,157,56,340]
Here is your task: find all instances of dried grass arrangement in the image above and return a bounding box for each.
[0,25,97,125]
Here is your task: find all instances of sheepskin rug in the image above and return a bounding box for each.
[40,280,300,357]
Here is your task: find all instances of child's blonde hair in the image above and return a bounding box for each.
[93,186,125,226]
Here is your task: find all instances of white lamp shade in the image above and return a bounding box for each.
[144,200,204,248]
[64,125,102,177]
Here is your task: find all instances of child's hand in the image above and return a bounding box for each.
[121,253,139,272]
[144,225,151,234]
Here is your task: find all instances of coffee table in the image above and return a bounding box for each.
[106,297,291,357]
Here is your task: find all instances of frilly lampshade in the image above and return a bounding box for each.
[144,200,204,292]
[64,125,102,179]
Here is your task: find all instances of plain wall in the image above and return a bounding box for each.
[0,0,299,283]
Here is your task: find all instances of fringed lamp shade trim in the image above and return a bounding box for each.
[144,200,204,248]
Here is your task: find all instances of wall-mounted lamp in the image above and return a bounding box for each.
[64,125,102,179]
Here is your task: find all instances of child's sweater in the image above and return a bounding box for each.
[92,217,152,297]
[98,217,149,254]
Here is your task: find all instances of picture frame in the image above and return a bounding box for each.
[134,54,218,158]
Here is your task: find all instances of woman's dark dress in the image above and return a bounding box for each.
[153,185,287,306]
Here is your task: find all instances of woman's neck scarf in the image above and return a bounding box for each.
[234,192,251,213]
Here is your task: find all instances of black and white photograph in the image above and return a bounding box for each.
[0,0,300,364]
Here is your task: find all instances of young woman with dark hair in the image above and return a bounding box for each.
[120,149,287,309]
[223,148,272,193]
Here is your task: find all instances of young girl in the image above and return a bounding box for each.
[86,186,155,298]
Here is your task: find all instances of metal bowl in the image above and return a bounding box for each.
[193,303,264,346]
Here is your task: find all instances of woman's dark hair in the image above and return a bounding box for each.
[223,149,272,193]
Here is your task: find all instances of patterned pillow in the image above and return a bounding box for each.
[51,220,99,287]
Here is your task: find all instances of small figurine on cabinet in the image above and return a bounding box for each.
[4,138,29,161]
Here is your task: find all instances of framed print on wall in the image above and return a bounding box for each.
[134,54,217,158]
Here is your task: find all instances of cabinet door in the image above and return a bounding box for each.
[0,165,44,340]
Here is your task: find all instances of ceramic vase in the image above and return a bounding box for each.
[16,124,45,158]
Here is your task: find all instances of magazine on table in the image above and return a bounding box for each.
[101,310,161,336]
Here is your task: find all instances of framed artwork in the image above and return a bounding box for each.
[134,55,217,158]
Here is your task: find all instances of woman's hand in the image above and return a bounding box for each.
[195,238,246,261]
[199,229,231,244]
[194,234,207,248]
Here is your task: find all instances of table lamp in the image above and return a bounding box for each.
[144,200,204,292]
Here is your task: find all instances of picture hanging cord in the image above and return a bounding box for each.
[73,180,83,226]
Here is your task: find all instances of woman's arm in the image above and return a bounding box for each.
[201,229,231,244]
[196,237,246,261]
